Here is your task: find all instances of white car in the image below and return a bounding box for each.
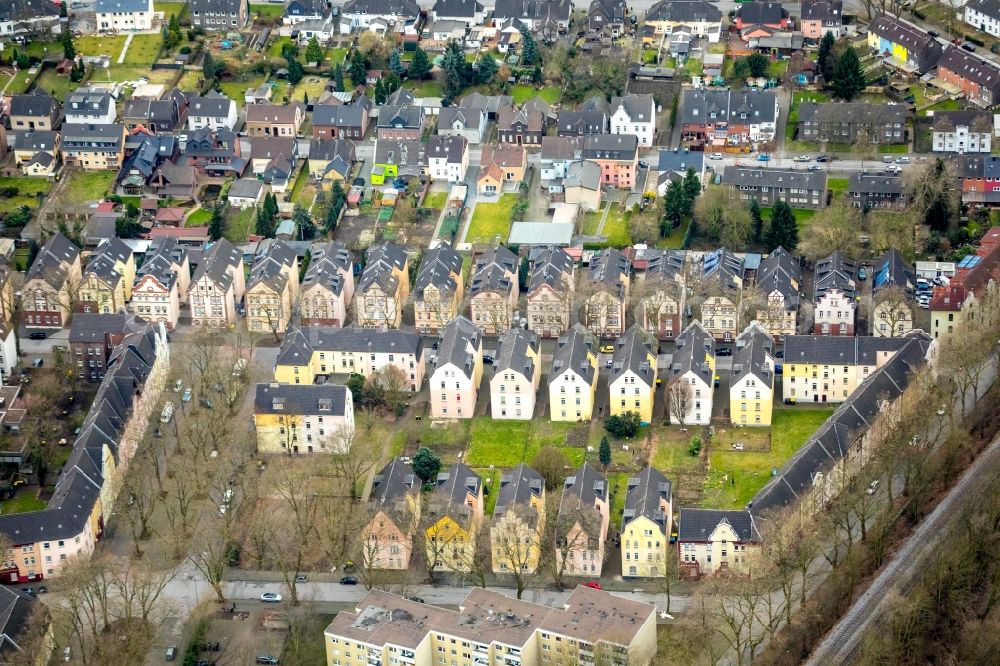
[710,152,723,160]
[794,155,810,162]
[260,592,282,603]
[866,480,880,495]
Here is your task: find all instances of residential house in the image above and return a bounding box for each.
[8,91,59,131]
[491,464,545,575]
[0,0,60,39]
[458,92,514,121]
[189,0,248,29]
[0,323,17,383]
[656,148,704,196]
[734,1,790,40]
[427,135,469,183]
[68,312,145,383]
[64,90,117,125]
[490,328,541,420]
[966,0,1000,39]
[781,333,922,403]
[936,46,1000,107]
[932,110,993,153]
[621,467,672,578]
[498,100,546,146]
[607,326,657,423]
[610,94,656,147]
[930,225,1000,338]
[294,14,337,44]
[182,128,245,178]
[308,139,355,183]
[679,88,778,147]
[312,102,370,140]
[588,0,628,36]
[79,238,135,315]
[678,508,760,575]
[300,241,354,327]
[122,94,185,132]
[131,237,190,330]
[12,130,59,177]
[667,320,714,425]
[273,325,424,389]
[583,248,630,339]
[556,463,609,576]
[848,172,907,209]
[245,103,305,137]
[557,103,608,138]
[188,238,245,327]
[873,248,917,337]
[756,246,801,340]
[356,244,409,329]
[797,102,908,144]
[563,159,603,211]
[477,144,527,194]
[227,178,266,209]
[371,139,423,185]
[413,242,464,335]
[437,106,487,144]
[377,105,425,141]
[643,0,722,43]
[722,167,827,209]
[22,233,82,331]
[867,13,942,73]
[729,322,775,425]
[424,464,484,572]
[60,124,127,170]
[814,251,857,336]
[362,458,421,570]
[956,154,1000,205]
[429,317,483,420]
[248,137,298,191]
[118,133,191,198]
[431,0,484,26]
[637,250,685,340]
[246,240,299,334]
[549,324,599,421]
[801,0,844,39]
[701,249,745,341]
[0,269,15,325]
[526,246,575,337]
[493,0,571,36]
[468,245,519,335]
[253,383,353,454]
[185,93,239,131]
[339,0,422,35]
[96,0,154,32]
[583,134,638,190]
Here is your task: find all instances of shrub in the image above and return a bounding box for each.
[688,437,702,456]
[605,411,642,438]
[0,186,18,198]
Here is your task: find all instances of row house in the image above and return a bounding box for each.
[246,240,299,334]
[588,0,629,36]
[643,0,723,43]
[308,139,355,184]
[245,103,305,137]
[186,93,239,132]
[867,13,942,73]
[468,245,519,335]
[935,46,1000,107]
[526,246,575,338]
[437,106,487,144]
[701,248,745,342]
[429,316,483,420]
[477,144,527,195]
[930,225,1000,339]
[498,99,547,146]
[339,0,422,35]
[356,243,409,329]
[966,0,1000,39]
[814,250,857,336]
[22,233,82,331]
[781,333,919,403]
[729,321,775,426]
[848,172,907,210]
[584,248,630,339]
[300,241,354,327]
[801,0,844,39]
[678,508,760,575]
[188,238,245,327]
[96,0,154,32]
[872,248,917,337]
[79,238,135,314]
[539,135,583,193]
[491,464,545,575]
[413,242,464,335]
[252,383,354,454]
[490,328,541,420]
[797,102,907,144]
[556,100,608,138]
[371,139,424,185]
[957,154,1000,205]
[637,249,685,340]
[362,458,421,570]
[68,313,145,383]
[668,320,715,425]
[425,464,484,573]
[679,88,779,147]
[190,0,250,31]
[734,1,789,40]
[610,94,656,147]
[312,101,371,140]
[13,130,60,177]
[931,110,993,153]
[621,467,672,578]
[722,167,827,209]
[122,91,186,132]
[608,326,657,424]
[494,0,571,36]
[582,134,639,190]
[549,324,600,422]
[755,246,800,340]
[426,135,469,183]
[60,123,127,171]
[377,105,425,141]
[65,89,116,125]
[9,91,59,131]
[131,237,190,330]
[274,325,425,389]
[556,462,610,577]
[0,0,60,40]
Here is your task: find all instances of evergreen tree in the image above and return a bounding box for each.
[374,78,387,104]
[441,41,472,98]
[831,46,865,101]
[749,198,764,245]
[764,200,799,251]
[70,60,83,83]
[475,52,498,85]
[412,447,442,483]
[281,42,300,61]
[208,205,225,241]
[818,31,836,82]
[384,71,402,94]
[203,52,217,81]
[519,27,538,66]
[532,64,542,83]
[326,181,346,233]
[389,48,406,76]
[682,168,701,212]
[302,91,309,106]
[408,47,431,81]
[169,13,181,36]
[286,58,304,85]
[292,204,316,240]
[61,30,75,60]
[305,37,324,64]
[60,1,67,17]
[333,63,345,92]
[662,179,686,233]
[349,51,367,86]
[599,435,611,469]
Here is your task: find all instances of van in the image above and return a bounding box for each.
[882,155,893,163]
[166,645,177,661]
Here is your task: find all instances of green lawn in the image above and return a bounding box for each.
[177,70,204,91]
[465,419,576,467]
[828,178,850,197]
[31,68,74,102]
[602,206,633,247]
[508,84,560,105]
[403,79,443,97]
[477,468,502,514]
[0,178,51,214]
[878,143,911,154]
[762,206,817,230]
[466,194,517,243]
[423,191,448,209]
[608,472,629,531]
[327,48,349,66]
[581,204,606,235]
[290,166,317,209]
[62,171,117,203]
[7,68,35,94]
[703,407,835,509]
[218,75,268,107]
[0,491,46,515]
[154,1,187,16]
[657,218,689,250]
[224,206,256,243]
[251,3,287,18]
[75,35,128,59]
[186,207,213,227]
[290,75,328,103]
[922,98,961,115]
[96,66,178,86]
[123,33,163,67]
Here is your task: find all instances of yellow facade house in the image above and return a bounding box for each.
[252,383,354,454]
[548,324,599,422]
[413,242,464,335]
[78,238,135,314]
[621,467,673,578]
[245,240,299,334]
[728,321,776,426]
[490,464,546,575]
[607,326,657,423]
[361,458,422,571]
[425,463,484,573]
[678,508,761,575]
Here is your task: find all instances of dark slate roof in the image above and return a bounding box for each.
[61,123,125,148]
[69,312,144,344]
[190,238,241,291]
[757,246,800,309]
[678,508,760,542]
[848,172,904,196]
[9,91,56,119]
[722,166,826,192]
[426,135,468,163]
[135,236,186,291]
[228,178,264,200]
[494,464,544,518]
[359,243,408,295]
[369,457,419,525]
[493,328,539,378]
[0,0,59,20]
[540,135,583,160]
[874,248,915,292]
[343,0,421,16]
[414,242,463,299]
[670,320,714,383]
[731,322,774,386]
[123,97,179,127]
[965,0,1000,21]
[931,109,992,129]
[582,134,638,161]
[285,0,328,17]
[253,383,350,416]
[587,248,629,297]
[0,585,38,655]
[65,89,115,118]
[868,13,940,63]
[458,92,514,115]
[373,139,423,167]
[433,0,483,18]
[801,0,842,22]
[438,106,485,131]
[623,467,671,535]
[782,334,910,365]
[550,324,597,385]
[84,237,132,285]
[528,246,574,294]
[431,463,481,520]
[277,325,422,366]
[309,138,355,178]
[377,105,424,130]
[735,1,788,24]
[494,0,571,22]
[644,249,685,285]
[302,241,351,297]
[557,110,607,135]
[559,462,607,521]
[469,245,518,297]
[702,247,744,292]
[814,250,857,300]
[797,101,907,126]
[186,93,235,118]
[96,0,151,11]
[657,148,703,176]
[645,0,721,22]
[679,88,730,126]
[936,46,1000,93]
[27,233,79,289]
[433,316,481,379]
[610,94,654,123]
[248,239,296,292]
[13,130,58,152]
[608,325,656,387]
[313,103,368,127]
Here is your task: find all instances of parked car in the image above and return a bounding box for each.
[866,479,880,495]
[928,29,939,37]
[585,581,601,589]
[858,266,867,280]
[599,345,615,353]
[808,164,822,171]
[710,152,723,160]
[794,155,810,162]
[716,347,733,356]
[962,42,976,52]
[896,156,910,164]
[256,657,279,665]
[28,331,47,340]
[714,374,720,388]
[482,355,494,365]
[933,276,950,286]
[815,154,830,163]
[165,646,177,661]
[638,160,650,169]
[783,397,797,405]
[757,153,771,162]
[160,402,174,423]
[259,592,282,603]
[775,350,784,359]
[339,576,358,585]
[182,387,192,403]
[774,363,783,374]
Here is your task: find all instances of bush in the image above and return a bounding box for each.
[0,186,18,198]
[605,411,642,438]
[688,437,702,456]
[179,46,192,54]
[966,35,985,46]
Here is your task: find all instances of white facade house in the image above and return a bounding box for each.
[815,289,856,336]
[489,329,540,420]
[64,91,117,125]
[966,0,1000,38]
[187,238,245,328]
[611,94,656,148]
[932,113,993,153]
[130,238,189,331]
[186,95,239,132]
[96,0,154,32]
[426,135,469,183]
[0,324,17,380]
[339,0,421,35]
[668,321,715,426]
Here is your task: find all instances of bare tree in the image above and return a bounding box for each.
[544,495,603,589]
[667,378,694,425]
[368,364,409,415]
[120,452,161,556]
[532,446,571,492]
[798,201,862,263]
[187,515,234,602]
[326,425,378,501]
[274,465,319,606]
[871,285,913,337]
[491,505,543,598]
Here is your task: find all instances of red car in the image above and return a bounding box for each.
[585,581,601,590]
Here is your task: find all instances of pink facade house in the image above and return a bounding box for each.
[429,316,483,419]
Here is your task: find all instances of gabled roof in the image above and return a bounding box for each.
[433,316,481,379]
[65,89,115,118]
[874,248,915,292]
[469,245,518,297]
[414,242,463,299]
[494,0,571,22]
[735,1,788,24]
[96,0,152,12]
[494,464,544,518]
[246,102,304,126]
[186,93,236,118]
[426,135,468,163]
[13,130,58,152]
[302,241,352,297]
[313,103,368,127]
[373,139,423,166]
[801,0,842,22]
[135,236,186,291]
[253,383,350,417]
[84,237,132,285]
[559,462,607,518]
[228,178,265,200]
[782,334,910,365]
[550,324,597,384]
[438,106,485,131]
[623,467,671,535]
[69,312,144,344]
[377,105,424,129]
[722,166,826,191]
[610,94,654,123]
[9,91,56,119]
[678,508,760,542]
[359,243,407,295]
[276,325,422,365]
[848,172,905,196]
[433,0,483,18]
[582,134,638,160]
[731,321,773,386]
[459,92,514,115]
[645,0,721,22]
[868,13,940,63]
[557,110,607,135]
[431,462,482,515]
[644,249,685,285]
[190,238,241,291]
[937,46,1000,93]
[369,457,419,525]
[814,250,857,300]
[528,246,574,295]
[798,101,907,126]
[702,247,744,292]
[26,233,79,289]
[757,246,800,308]
[248,239,296,293]
[587,248,629,296]
[670,320,714,383]
[343,0,421,16]
[493,327,539,378]
[967,0,1000,19]
[608,325,656,387]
